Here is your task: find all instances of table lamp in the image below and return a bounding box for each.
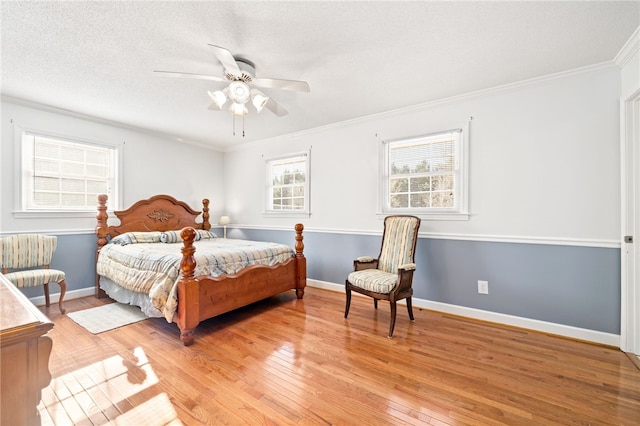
[219,215,231,239]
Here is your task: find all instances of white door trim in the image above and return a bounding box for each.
[621,90,640,355]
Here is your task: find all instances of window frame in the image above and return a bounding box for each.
[379,125,469,221]
[14,124,123,218]
[263,150,311,218]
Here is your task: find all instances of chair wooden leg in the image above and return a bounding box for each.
[57,279,67,314]
[344,281,351,318]
[388,301,397,338]
[43,283,50,307]
[406,297,415,321]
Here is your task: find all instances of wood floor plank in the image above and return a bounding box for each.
[35,287,640,425]
[37,401,56,426]
[42,400,74,426]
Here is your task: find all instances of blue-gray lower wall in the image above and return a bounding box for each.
[236,227,621,335]
[19,228,620,336]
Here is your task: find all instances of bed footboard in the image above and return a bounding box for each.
[175,224,306,346]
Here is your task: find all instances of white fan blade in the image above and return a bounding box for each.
[252,77,310,93]
[264,98,288,117]
[208,44,241,75]
[154,70,227,82]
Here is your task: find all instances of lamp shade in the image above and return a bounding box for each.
[208,90,227,110]
[219,215,231,225]
[229,102,248,117]
[252,93,269,113]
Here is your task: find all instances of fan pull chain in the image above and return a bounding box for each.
[230,115,246,137]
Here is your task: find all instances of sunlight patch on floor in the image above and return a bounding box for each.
[38,347,181,425]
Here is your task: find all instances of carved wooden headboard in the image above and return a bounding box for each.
[96,194,211,251]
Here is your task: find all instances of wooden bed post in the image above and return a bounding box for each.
[95,194,110,298]
[295,223,306,299]
[176,227,200,346]
[202,199,211,231]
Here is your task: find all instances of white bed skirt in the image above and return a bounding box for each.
[99,276,164,318]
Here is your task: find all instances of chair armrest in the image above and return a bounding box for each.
[394,263,417,293]
[398,263,416,271]
[353,257,378,271]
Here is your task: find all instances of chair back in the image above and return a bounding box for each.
[377,216,421,274]
[0,234,57,270]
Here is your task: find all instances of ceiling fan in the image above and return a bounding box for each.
[154,44,310,119]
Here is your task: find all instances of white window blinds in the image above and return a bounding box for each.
[382,128,467,217]
[22,132,117,211]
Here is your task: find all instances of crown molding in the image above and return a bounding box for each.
[615,26,640,68]
[230,61,618,152]
[1,95,222,152]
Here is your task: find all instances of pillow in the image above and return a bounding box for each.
[160,230,182,243]
[110,231,163,245]
[110,234,132,245]
[159,229,218,243]
[195,230,218,240]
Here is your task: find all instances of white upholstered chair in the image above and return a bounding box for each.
[344,215,421,337]
[0,234,67,314]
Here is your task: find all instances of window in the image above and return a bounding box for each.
[265,152,310,216]
[20,131,119,213]
[381,128,468,219]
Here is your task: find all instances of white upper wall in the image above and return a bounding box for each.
[223,64,622,245]
[0,100,225,233]
[0,61,626,244]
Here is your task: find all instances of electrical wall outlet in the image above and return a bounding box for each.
[478,280,489,294]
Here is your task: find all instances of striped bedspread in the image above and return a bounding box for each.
[97,238,295,321]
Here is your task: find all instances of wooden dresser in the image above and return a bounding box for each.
[0,273,54,426]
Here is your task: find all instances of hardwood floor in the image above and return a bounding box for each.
[36,287,639,425]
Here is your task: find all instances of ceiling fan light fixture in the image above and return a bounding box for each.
[208,90,227,110]
[251,90,269,113]
[228,81,251,104]
[159,45,309,136]
[229,102,248,117]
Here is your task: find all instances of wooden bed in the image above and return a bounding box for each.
[95,194,306,345]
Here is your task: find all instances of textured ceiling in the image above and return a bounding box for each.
[2,1,639,150]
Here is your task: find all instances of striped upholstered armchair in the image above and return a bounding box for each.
[0,234,67,314]
[345,215,421,337]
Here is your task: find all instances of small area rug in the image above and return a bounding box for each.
[67,303,148,334]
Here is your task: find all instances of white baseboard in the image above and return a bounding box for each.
[308,279,620,347]
[29,287,95,307]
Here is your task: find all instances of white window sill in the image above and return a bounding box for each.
[262,211,312,219]
[376,211,469,221]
